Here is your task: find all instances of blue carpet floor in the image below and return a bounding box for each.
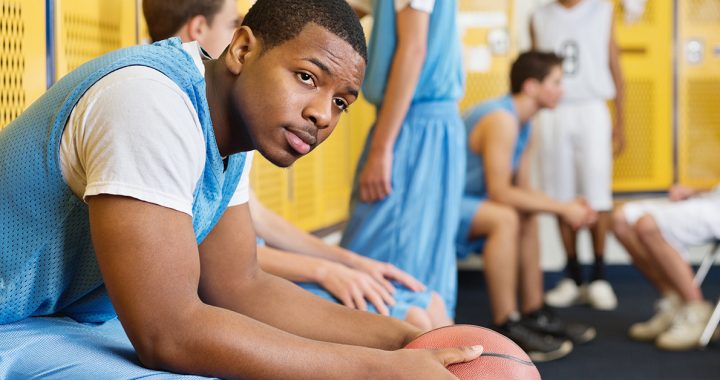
[454,265,720,380]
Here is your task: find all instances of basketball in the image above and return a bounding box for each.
[405,325,541,380]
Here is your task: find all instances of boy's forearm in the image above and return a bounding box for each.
[490,187,566,216]
[371,41,426,153]
[202,267,419,350]
[148,302,393,379]
[251,197,336,255]
[252,199,355,265]
[257,245,329,283]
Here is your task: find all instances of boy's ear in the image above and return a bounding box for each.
[224,26,259,75]
[185,14,209,42]
[523,78,539,96]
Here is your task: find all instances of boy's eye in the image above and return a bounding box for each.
[297,72,315,87]
[334,98,349,112]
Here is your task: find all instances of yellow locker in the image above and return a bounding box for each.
[348,17,375,182]
[287,149,322,231]
[137,0,150,44]
[678,0,720,188]
[250,154,291,218]
[348,94,374,176]
[457,0,514,112]
[0,0,46,128]
[54,0,137,80]
[611,0,673,192]
[237,0,255,14]
[317,114,353,227]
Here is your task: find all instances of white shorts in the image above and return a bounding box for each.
[537,100,613,211]
[622,194,720,257]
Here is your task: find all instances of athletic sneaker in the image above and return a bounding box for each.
[545,279,586,308]
[495,319,573,362]
[656,301,713,351]
[628,293,680,342]
[522,307,597,344]
[586,280,618,310]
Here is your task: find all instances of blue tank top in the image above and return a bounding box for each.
[463,95,532,197]
[362,0,465,105]
[0,38,246,324]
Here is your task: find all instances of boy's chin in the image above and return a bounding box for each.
[258,146,298,168]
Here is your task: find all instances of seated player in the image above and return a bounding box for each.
[457,51,598,362]
[613,183,720,350]
[0,1,482,377]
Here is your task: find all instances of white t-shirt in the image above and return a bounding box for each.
[532,0,616,102]
[59,41,252,217]
[347,0,435,14]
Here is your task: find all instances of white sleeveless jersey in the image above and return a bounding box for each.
[532,0,616,102]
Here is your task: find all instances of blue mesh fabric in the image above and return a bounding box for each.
[0,37,246,324]
[0,317,216,379]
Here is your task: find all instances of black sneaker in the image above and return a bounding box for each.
[522,306,597,344]
[495,319,574,362]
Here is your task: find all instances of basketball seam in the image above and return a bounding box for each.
[479,352,535,367]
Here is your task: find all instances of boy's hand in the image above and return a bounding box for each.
[317,262,395,316]
[668,184,696,202]
[359,149,393,203]
[383,345,484,379]
[612,125,625,158]
[349,254,426,293]
[561,199,596,229]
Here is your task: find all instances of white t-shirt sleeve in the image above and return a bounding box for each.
[395,0,435,13]
[227,151,254,207]
[62,67,206,216]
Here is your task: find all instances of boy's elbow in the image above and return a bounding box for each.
[130,308,201,372]
[134,327,185,372]
[487,191,506,204]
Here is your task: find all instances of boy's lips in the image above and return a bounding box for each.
[284,129,312,155]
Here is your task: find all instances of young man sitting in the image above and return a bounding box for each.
[457,51,598,362]
[0,1,481,377]
[614,184,720,350]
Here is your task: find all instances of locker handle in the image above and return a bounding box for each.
[619,47,647,56]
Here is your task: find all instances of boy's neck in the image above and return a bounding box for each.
[203,58,255,157]
[558,0,582,9]
[511,94,540,124]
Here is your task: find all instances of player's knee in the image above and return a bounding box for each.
[635,214,660,240]
[491,205,519,235]
[612,207,630,236]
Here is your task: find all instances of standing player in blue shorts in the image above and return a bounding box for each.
[342,0,464,324]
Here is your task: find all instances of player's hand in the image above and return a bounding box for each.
[561,199,596,229]
[359,148,393,203]
[383,345,484,380]
[576,198,598,226]
[668,184,696,202]
[349,254,426,294]
[316,262,395,316]
[612,126,625,158]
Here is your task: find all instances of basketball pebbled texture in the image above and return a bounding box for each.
[405,325,542,380]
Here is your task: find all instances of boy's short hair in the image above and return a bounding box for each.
[510,51,563,94]
[143,0,227,42]
[242,0,367,63]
